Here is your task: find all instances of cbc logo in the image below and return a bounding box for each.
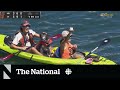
[65,68,72,75]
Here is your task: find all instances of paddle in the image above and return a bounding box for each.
[0,34,62,61]
[85,38,111,58]
[50,34,62,40]
[48,34,62,44]
[0,50,21,61]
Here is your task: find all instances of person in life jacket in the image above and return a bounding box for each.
[35,32,53,57]
[10,20,43,55]
[35,32,63,57]
[60,27,85,59]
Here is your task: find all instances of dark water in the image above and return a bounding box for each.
[0,11,120,64]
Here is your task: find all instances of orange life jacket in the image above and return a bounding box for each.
[61,42,75,59]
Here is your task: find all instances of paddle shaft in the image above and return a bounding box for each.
[86,47,99,58]
[91,46,99,53]
[0,50,22,61]
[86,38,110,58]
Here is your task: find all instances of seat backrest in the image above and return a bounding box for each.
[4,35,13,46]
[54,47,61,58]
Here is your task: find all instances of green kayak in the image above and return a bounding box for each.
[0,34,116,65]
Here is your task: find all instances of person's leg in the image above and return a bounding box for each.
[27,47,43,56]
[72,52,85,59]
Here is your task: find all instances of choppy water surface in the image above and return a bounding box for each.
[0,11,120,64]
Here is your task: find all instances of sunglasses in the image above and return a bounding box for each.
[22,25,31,27]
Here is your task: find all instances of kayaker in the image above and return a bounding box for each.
[35,32,53,57]
[60,27,85,59]
[10,20,43,55]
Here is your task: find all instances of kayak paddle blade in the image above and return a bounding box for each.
[99,38,111,47]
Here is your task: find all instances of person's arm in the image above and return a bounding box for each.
[10,44,27,51]
[34,33,40,38]
[10,33,27,51]
[34,32,49,38]
[29,29,40,38]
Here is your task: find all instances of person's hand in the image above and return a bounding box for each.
[73,44,77,49]
[42,32,47,35]
[21,46,28,51]
[69,27,74,32]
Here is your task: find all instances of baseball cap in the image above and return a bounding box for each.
[21,20,31,27]
[62,30,69,37]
